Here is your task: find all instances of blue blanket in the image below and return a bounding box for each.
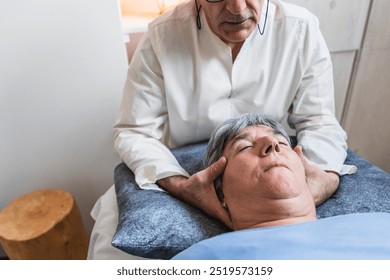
[173,213,390,260]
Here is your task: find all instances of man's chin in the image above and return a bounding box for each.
[220,26,255,43]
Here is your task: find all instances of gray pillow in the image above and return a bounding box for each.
[112,141,390,259]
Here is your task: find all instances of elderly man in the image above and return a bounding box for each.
[114,0,353,226]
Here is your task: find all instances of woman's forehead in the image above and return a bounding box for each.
[234,125,274,138]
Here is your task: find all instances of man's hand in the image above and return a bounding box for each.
[157,157,233,229]
[294,145,340,206]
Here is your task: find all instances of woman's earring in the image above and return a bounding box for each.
[222,201,228,209]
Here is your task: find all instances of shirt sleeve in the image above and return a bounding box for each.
[287,14,356,175]
[113,30,189,190]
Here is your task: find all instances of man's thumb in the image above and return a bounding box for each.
[207,157,227,180]
[294,145,315,169]
[294,145,306,160]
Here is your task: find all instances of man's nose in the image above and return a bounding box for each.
[260,137,280,157]
[226,0,247,14]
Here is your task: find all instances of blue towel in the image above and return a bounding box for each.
[173,213,390,260]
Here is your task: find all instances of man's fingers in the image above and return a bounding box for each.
[293,145,304,158]
[205,157,227,181]
[294,145,310,166]
[294,145,318,176]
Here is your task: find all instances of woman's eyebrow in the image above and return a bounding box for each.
[231,132,251,144]
[229,128,288,147]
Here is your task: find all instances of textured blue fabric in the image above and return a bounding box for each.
[173,213,390,260]
[317,149,390,217]
[112,141,390,259]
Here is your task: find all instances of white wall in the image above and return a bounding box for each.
[284,0,371,121]
[343,0,390,172]
[0,0,128,257]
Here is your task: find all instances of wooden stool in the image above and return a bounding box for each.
[0,189,89,259]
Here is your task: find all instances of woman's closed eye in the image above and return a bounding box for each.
[237,145,252,153]
[275,135,290,147]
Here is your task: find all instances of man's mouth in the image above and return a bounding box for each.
[224,14,252,25]
[226,19,248,25]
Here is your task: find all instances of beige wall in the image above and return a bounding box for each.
[343,0,390,172]
[286,0,389,173]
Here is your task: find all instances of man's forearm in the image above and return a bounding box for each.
[312,171,340,206]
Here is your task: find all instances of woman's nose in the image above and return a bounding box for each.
[261,137,280,156]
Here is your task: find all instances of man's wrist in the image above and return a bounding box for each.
[314,171,340,206]
[325,170,340,185]
[157,176,188,199]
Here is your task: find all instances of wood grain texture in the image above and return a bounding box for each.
[0,189,89,259]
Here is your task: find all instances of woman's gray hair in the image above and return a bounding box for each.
[204,113,291,201]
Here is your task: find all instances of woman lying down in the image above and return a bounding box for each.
[173,113,390,259]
